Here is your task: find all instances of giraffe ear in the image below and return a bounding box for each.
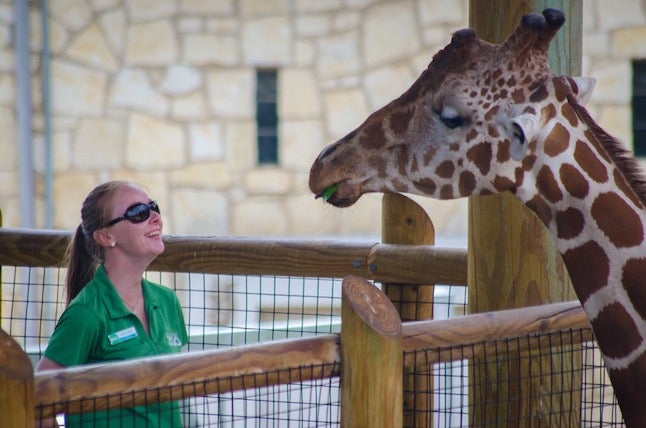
[509,113,539,161]
[570,77,596,106]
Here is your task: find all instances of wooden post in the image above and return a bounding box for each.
[341,276,402,428]
[468,1,582,425]
[0,329,34,428]
[381,193,435,426]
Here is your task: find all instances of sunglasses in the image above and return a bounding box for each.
[103,201,160,228]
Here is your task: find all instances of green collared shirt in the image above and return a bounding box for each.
[44,265,188,427]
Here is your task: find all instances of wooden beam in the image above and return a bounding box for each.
[0,329,34,428]
[35,335,340,418]
[341,276,402,428]
[0,228,467,285]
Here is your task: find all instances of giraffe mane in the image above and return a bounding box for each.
[567,93,646,207]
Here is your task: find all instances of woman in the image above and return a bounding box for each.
[37,181,188,427]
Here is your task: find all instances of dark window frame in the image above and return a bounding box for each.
[632,60,646,157]
[256,69,279,164]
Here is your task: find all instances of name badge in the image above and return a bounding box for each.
[108,326,138,345]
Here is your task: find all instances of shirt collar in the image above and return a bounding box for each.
[96,265,159,319]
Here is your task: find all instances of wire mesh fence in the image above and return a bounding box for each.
[404,328,622,427]
[1,245,622,426]
[36,363,342,428]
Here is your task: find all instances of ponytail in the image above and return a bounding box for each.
[64,224,99,304]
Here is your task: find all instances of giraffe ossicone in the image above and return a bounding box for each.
[309,8,646,427]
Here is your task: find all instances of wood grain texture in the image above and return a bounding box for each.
[0,329,34,427]
[468,2,583,425]
[0,228,467,284]
[35,334,339,418]
[341,276,402,428]
[381,193,435,427]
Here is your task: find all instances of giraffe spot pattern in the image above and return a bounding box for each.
[440,185,453,199]
[614,169,645,209]
[559,163,589,199]
[591,192,644,248]
[493,175,515,193]
[622,258,646,321]
[459,171,476,196]
[543,123,570,157]
[525,195,552,226]
[541,104,557,123]
[359,122,387,149]
[413,178,436,195]
[435,161,455,178]
[562,240,609,304]
[591,302,643,359]
[496,140,511,162]
[556,207,585,239]
[574,140,608,183]
[584,129,612,163]
[529,83,548,103]
[390,109,414,136]
[561,103,579,127]
[466,142,492,176]
[536,165,563,203]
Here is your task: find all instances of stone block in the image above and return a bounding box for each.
[244,168,292,194]
[172,91,209,120]
[99,9,127,54]
[170,162,231,189]
[73,118,125,169]
[126,20,178,66]
[125,0,177,22]
[612,26,646,58]
[182,0,235,15]
[364,64,415,110]
[589,60,630,104]
[189,122,225,161]
[317,31,360,79]
[53,171,98,229]
[225,120,257,170]
[280,119,325,172]
[51,60,107,116]
[243,17,291,66]
[159,64,202,96]
[126,112,185,170]
[109,69,169,116]
[206,69,254,118]
[183,33,238,66]
[324,89,369,140]
[231,197,288,236]
[171,188,228,235]
[285,193,339,236]
[240,0,290,16]
[364,1,420,68]
[279,69,321,119]
[66,23,118,71]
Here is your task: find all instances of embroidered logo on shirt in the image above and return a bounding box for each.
[167,332,182,347]
[108,326,138,345]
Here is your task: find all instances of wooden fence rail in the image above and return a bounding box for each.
[0,228,468,284]
[32,296,589,419]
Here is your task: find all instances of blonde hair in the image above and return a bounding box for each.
[65,181,135,304]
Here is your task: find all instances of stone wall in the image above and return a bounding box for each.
[0,0,643,240]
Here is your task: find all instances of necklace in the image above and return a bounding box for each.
[123,294,142,313]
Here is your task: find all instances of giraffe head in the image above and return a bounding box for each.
[309,9,594,208]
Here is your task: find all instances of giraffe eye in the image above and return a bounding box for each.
[439,106,465,129]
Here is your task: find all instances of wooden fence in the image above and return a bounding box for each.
[0,198,620,426]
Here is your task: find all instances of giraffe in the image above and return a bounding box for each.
[309,8,646,427]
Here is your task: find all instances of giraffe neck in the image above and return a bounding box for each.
[518,98,646,423]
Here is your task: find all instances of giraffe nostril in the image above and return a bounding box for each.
[318,143,339,161]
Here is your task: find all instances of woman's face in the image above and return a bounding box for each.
[104,184,165,260]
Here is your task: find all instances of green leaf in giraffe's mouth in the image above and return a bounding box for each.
[321,184,338,203]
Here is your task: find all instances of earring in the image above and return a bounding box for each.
[110,241,116,247]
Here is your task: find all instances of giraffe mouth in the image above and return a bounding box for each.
[314,181,360,208]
